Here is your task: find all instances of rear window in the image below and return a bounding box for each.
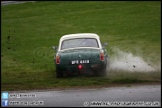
[61,38,99,50]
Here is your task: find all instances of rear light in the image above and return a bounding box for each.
[100,51,104,61]
[56,54,60,64]
[78,64,82,69]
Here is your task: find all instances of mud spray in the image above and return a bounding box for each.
[107,48,161,72]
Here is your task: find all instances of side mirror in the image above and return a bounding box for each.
[53,46,57,50]
[103,42,108,46]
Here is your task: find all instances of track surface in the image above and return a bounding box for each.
[3,85,161,107]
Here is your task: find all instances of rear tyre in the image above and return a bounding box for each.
[100,63,108,77]
[100,68,107,77]
[56,68,63,78]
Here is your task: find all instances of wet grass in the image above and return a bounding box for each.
[2,69,161,91]
[1,1,161,91]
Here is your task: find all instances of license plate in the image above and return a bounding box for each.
[71,60,89,64]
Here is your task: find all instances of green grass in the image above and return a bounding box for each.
[1,1,161,91]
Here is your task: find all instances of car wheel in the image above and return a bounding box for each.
[106,59,110,73]
[56,68,63,78]
[100,68,107,76]
[99,64,108,77]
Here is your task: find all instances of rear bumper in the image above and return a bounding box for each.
[56,63,106,74]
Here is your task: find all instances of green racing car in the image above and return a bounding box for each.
[53,33,108,78]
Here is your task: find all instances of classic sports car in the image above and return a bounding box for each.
[53,33,108,78]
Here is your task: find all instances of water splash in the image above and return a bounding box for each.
[107,48,160,72]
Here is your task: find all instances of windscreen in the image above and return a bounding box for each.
[61,38,99,50]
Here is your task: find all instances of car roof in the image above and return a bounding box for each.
[60,33,99,41]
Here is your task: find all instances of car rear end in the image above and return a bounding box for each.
[55,48,107,76]
[54,33,108,77]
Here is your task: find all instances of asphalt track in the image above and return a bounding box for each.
[3,85,161,107]
[1,1,35,6]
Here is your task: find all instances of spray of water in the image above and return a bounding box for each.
[107,48,160,72]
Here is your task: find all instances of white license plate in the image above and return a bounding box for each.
[71,60,89,64]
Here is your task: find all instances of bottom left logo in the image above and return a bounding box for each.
[2,100,8,107]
